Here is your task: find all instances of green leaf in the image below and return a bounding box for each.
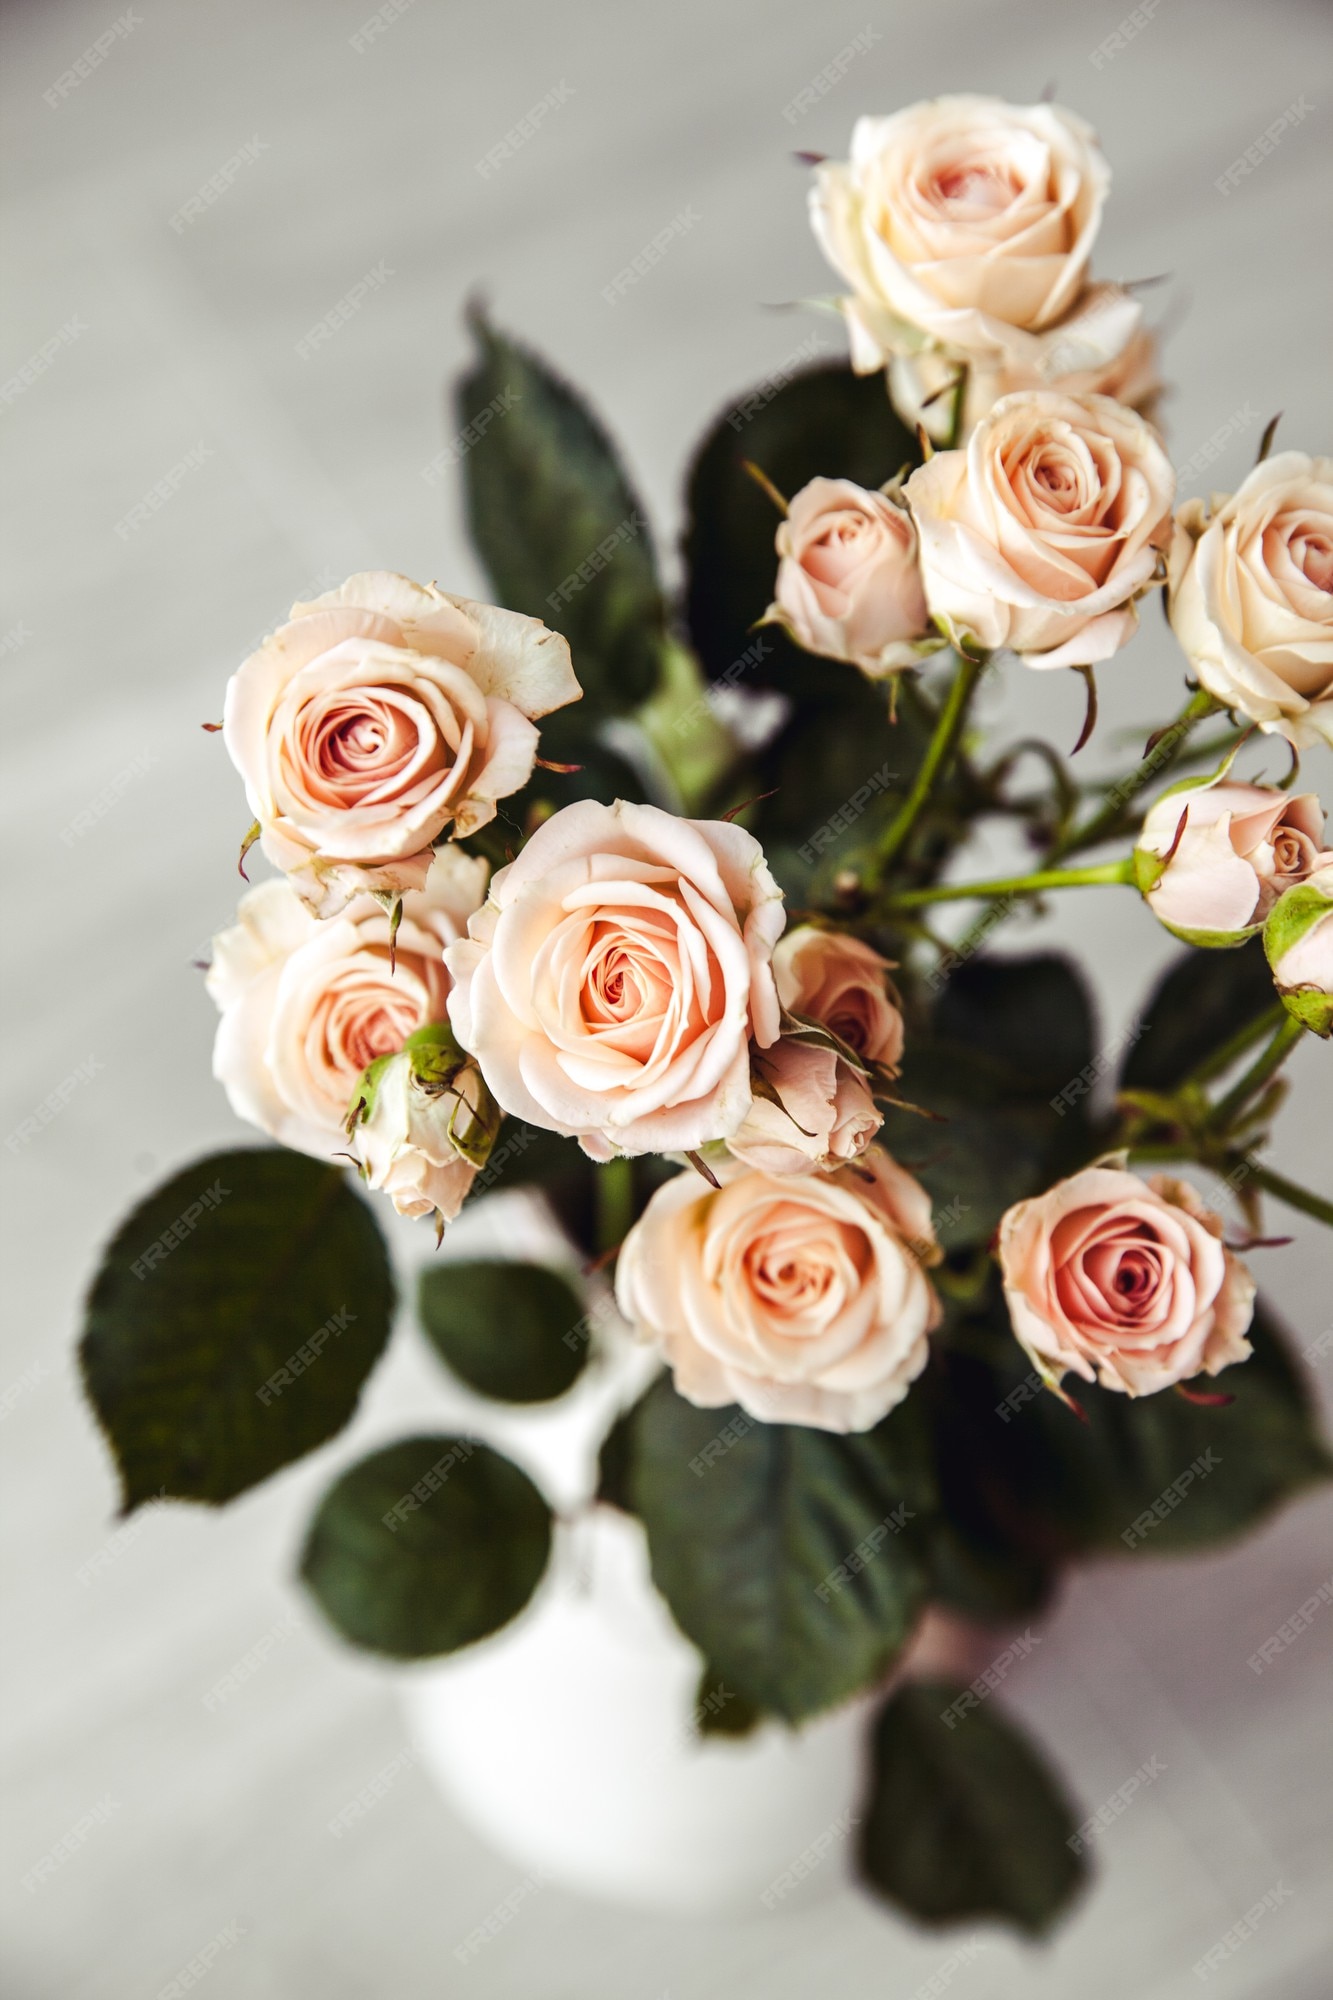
[628,1375,934,1721]
[933,952,1097,1106]
[694,1663,762,1740]
[300,1434,551,1658]
[879,954,1100,1252]
[858,1679,1087,1936]
[683,362,918,686]
[1122,937,1276,1090]
[418,1259,589,1404]
[935,1287,1330,1563]
[455,307,665,718]
[79,1150,394,1512]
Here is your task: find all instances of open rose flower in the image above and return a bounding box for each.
[773,925,905,1075]
[905,390,1175,668]
[207,848,489,1220]
[445,799,786,1159]
[616,1148,941,1432]
[1167,452,1333,748]
[809,96,1122,391]
[223,570,580,917]
[998,1166,1255,1398]
[1265,865,1333,1036]
[1137,780,1333,944]
[727,1036,881,1176]
[767,478,934,677]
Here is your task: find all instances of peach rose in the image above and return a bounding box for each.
[905,391,1175,668]
[445,799,786,1160]
[810,96,1114,377]
[773,925,905,1074]
[615,1148,941,1432]
[1137,781,1333,943]
[223,570,580,917]
[1167,453,1333,748]
[1265,865,1333,1036]
[727,1036,881,1175]
[767,478,933,677]
[207,848,489,1220]
[997,1165,1255,1398]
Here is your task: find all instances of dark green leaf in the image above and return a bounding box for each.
[79,1150,394,1512]
[683,362,918,685]
[935,1287,1330,1563]
[694,1663,762,1740]
[456,307,665,717]
[859,1679,1087,1935]
[629,1375,934,1721]
[1122,937,1275,1090]
[418,1259,589,1403]
[933,952,1097,1105]
[300,1434,551,1658]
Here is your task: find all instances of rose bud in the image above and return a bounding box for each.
[445,799,786,1160]
[727,1036,881,1176]
[223,570,580,917]
[997,1165,1255,1398]
[773,924,905,1076]
[207,849,486,1170]
[615,1147,940,1433]
[1168,453,1333,749]
[1135,780,1333,946]
[904,391,1175,669]
[347,1030,498,1224]
[1264,864,1333,1036]
[767,478,935,678]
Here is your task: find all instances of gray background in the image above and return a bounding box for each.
[2,0,1331,1993]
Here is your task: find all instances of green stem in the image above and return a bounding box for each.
[1208,1014,1305,1133]
[886,856,1134,911]
[1184,1003,1289,1092]
[1239,1159,1333,1230]
[872,650,987,881]
[1050,687,1219,861]
[596,1155,635,1256]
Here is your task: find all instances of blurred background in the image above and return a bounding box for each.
[2,0,1330,1992]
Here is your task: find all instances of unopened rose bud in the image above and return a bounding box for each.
[1264,865,1333,1036]
[1135,781,1333,946]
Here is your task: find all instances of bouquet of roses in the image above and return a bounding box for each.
[79,93,1332,1936]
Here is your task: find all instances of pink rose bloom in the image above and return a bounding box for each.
[1138,781,1333,941]
[998,1166,1255,1398]
[616,1148,941,1433]
[769,478,932,677]
[445,799,786,1160]
[727,1036,881,1176]
[905,390,1175,669]
[207,848,488,1221]
[809,96,1111,374]
[773,924,905,1074]
[223,570,580,917]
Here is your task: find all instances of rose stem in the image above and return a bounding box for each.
[871,648,989,881]
[595,1154,635,1259]
[1207,1014,1306,1134]
[884,855,1135,910]
[1181,1002,1289,1091]
[1047,686,1220,862]
[1238,1159,1333,1230]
